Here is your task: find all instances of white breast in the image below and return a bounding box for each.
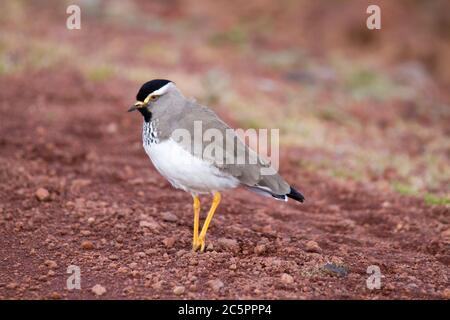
[143,138,239,194]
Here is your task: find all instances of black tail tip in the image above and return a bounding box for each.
[287,186,305,203]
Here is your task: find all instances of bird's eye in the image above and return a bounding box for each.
[143,94,160,104]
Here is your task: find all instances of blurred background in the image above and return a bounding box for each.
[1,0,449,203]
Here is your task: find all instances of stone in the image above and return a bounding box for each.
[322,263,348,278]
[44,260,58,269]
[91,284,106,296]
[35,188,50,201]
[281,273,294,284]
[173,286,185,295]
[254,244,267,255]
[207,279,224,292]
[218,238,239,252]
[305,240,322,253]
[81,240,94,250]
[163,237,176,248]
[161,212,178,222]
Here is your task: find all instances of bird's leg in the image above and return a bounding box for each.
[192,195,200,251]
[195,192,221,252]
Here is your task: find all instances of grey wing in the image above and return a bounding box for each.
[170,101,293,198]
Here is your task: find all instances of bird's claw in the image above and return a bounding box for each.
[192,237,206,252]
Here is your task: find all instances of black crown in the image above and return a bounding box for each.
[136,79,172,101]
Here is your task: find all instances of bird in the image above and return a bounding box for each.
[128,79,305,252]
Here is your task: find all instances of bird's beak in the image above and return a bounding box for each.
[128,101,144,112]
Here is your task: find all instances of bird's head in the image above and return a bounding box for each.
[128,79,175,121]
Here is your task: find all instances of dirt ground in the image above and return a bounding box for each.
[0,71,448,300]
[0,1,449,299]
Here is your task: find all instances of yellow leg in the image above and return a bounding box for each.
[192,195,200,251]
[195,192,221,252]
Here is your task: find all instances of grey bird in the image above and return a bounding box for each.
[128,79,304,252]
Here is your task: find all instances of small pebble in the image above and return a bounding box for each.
[44,260,58,269]
[153,281,163,290]
[49,292,61,299]
[118,267,128,273]
[305,240,322,253]
[162,237,176,248]
[139,220,159,229]
[81,240,94,250]
[218,238,239,252]
[92,284,107,296]
[254,244,267,255]
[442,288,450,299]
[207,279,224,292]
[35,188,50,201]
[136,251,146,258]
[281,273,294,284]
[173,286,185,295]
[161,212,178,222]
[6,282,18,289]
[322,263,348,278]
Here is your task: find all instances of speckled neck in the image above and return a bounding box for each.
[142,120,159,146]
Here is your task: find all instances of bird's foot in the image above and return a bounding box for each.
[192,237,206,252]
